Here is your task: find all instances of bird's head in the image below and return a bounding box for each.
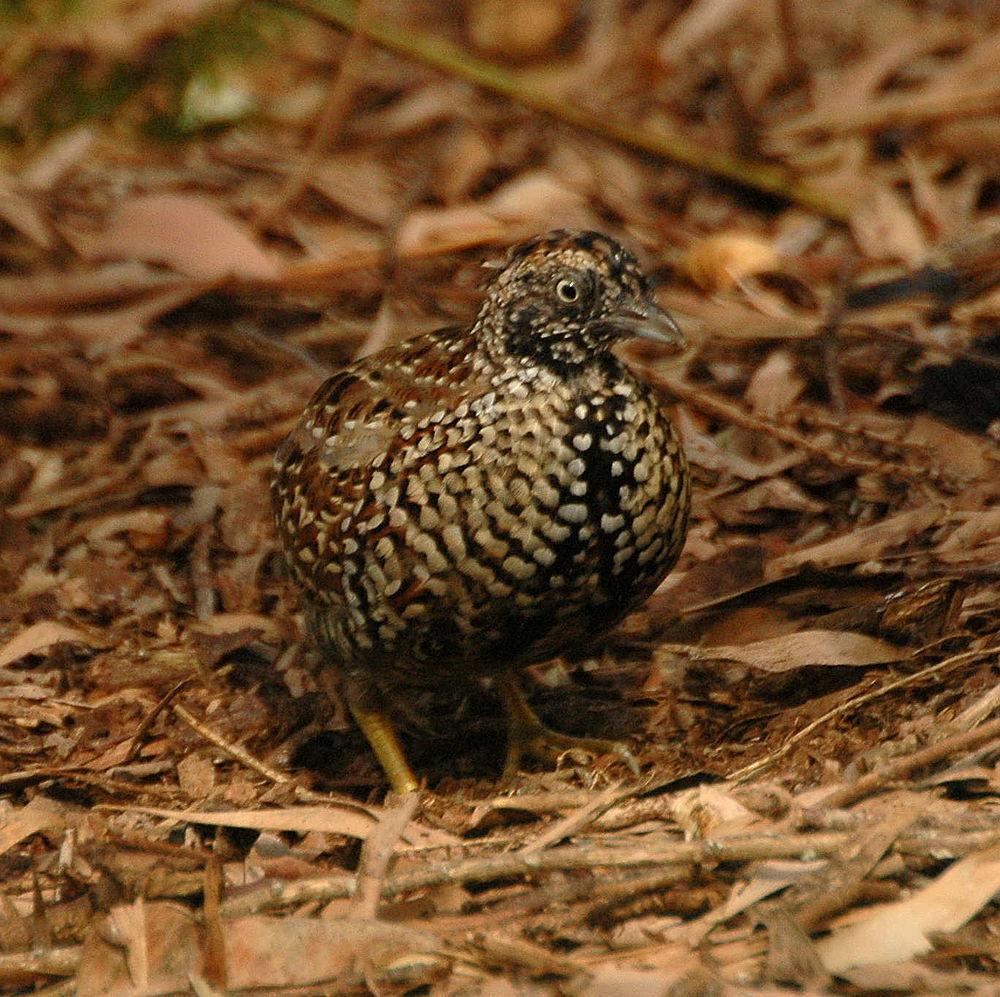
[477,230,684,370]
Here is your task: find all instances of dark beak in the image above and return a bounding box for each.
[605,298,686,351]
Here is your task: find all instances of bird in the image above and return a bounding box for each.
[271,230,690,793]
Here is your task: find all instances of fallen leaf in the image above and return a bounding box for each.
[711,478,824,525]
[745,350,806,419]
[89,194,281,281]
[671,785,755,839]
[110,805,458,847]
[683,231,781,292]
[0,797,66,858]
[851,185,927,266]
[0,621,94,668]
[936,507,1000,553]
[690,629,906,672]
[767,505,944,577]
[223,917,449,991]
[817,841,1000,971]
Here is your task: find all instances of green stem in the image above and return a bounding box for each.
[267,0,853,223]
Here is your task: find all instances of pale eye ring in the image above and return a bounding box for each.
[556,278,579,303]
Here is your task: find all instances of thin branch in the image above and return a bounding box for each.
[728,645,1000,787]
[264,0,853,222]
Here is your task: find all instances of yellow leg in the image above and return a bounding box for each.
[343,677,419,794]
[496,670,639,780]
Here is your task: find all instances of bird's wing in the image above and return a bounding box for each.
[271,327,487,599]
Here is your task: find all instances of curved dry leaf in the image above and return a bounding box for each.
[0,621,94,668]
[745,350,805,419]
[683,231,781,292]
[817,841,1000,972]
[114,804,458,847]
[396,171,585,258]
[223,917,447,991]
[851,186,928,266]
[711,477,824,526]
[936,507,1000,553]
[0,797,66,857]
[0,185,52,247]
[691,629,906,672]
[767,505,944,577]
[90,194,281,281]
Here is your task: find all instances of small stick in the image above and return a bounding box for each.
[264,0,853,222]
[173,704,291,787]
[348,791,421,919]
[652,372,948,484]
[817,713,1000,812]
[519,782,628,855]
[727,645,1000,785]
[257,0,374,228]
[123,678,192,765]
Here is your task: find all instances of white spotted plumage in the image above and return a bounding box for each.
[272,231,690,688]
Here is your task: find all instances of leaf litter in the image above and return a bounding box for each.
[1,0,999,993]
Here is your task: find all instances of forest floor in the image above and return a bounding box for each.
[1,1,999,993]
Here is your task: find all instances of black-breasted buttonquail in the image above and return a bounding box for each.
[271,231,690,792]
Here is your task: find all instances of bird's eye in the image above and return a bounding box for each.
[556,278,579,303]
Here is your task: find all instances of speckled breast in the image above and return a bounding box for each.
[273,348,689,684]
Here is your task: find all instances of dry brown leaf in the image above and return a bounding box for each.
[767,505,944,577]
[674,407,803,480]
[936,508,1000,553]
[745,350,806,419]
[85,900,202,997]
[20,125,97,190]
[0,621,94,668]
[710,478,824,525]
[0,261,182,313]
[817,841,1000,972]
[310,156,400,227]
[671,785,755,839]
[683,231,781,293]
[223,917,449,990]
[851,186,928,266]
[0,796,66,858]
[902,415,989,481]
[176,752,216,798]
[396,171,587,258]
[0,184,52,247]
[690,629,906,672]
[189,612,281,640]
[88,194,281,281]
[112,805,458,847]
[657,0,749,65]
[583,958,704,995]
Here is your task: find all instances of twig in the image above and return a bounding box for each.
[123,679,192,765]
[385,831,848,897]
[0,947,80,979]
[348,791,421,919]
[815,701,1000,810]
[468,933,584,978]
[172,704,377,810]
[519,782,628,854]
[257,0,373,228]
[791,804,922,933]
[264,0,853,222]
[651,371,953,485]
[727,645,1000,785]
[173,704,291,786]
[201,857,228,991]
[218,825,1000,918]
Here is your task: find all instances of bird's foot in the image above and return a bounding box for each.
[496,670,639,780]
[502,720,638,781]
